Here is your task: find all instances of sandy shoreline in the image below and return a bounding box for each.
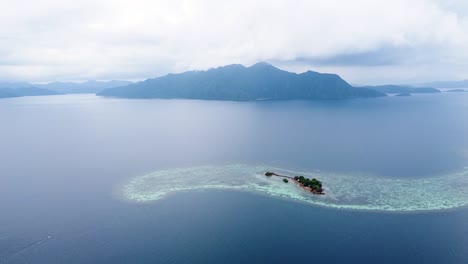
[292,179,325,195]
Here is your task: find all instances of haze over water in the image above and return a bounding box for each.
[1,93,468,263]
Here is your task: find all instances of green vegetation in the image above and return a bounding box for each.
[294,176,324,193]
[283,178,289,183]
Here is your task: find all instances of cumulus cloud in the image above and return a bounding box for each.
[0,0,467,84]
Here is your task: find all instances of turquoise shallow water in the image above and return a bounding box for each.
[123,164,468,212]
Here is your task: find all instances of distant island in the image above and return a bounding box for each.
[265,172,324,194]
[0,80,133,99]
[357,85,441,94]
[395,93,411,97]
[446,89,467,93]
[415,80,468,89]
[0,85,58,98]
[35,80,133,94]
[98,62,385,100]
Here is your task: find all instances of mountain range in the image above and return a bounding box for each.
[3,63,467,100]
[98,62,385,100]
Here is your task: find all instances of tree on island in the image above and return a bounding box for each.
[294,176,323,193]
[283,178,289,183]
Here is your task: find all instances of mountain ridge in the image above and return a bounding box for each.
[98,63,385,100]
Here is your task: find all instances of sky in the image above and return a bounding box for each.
[1,0,468,85]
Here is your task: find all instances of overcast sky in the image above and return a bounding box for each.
[1,0,468,84]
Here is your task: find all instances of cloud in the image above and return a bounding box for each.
[0,0,467,83]
[290,46,414,67]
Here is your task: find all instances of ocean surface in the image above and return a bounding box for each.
[1,93,468,263]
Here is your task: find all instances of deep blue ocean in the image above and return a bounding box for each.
[1,93,468,263]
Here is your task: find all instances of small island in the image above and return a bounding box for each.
[395,93,411,97]
[294,176,325,194]
[447,89,467,93]
[265,172,324,195]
